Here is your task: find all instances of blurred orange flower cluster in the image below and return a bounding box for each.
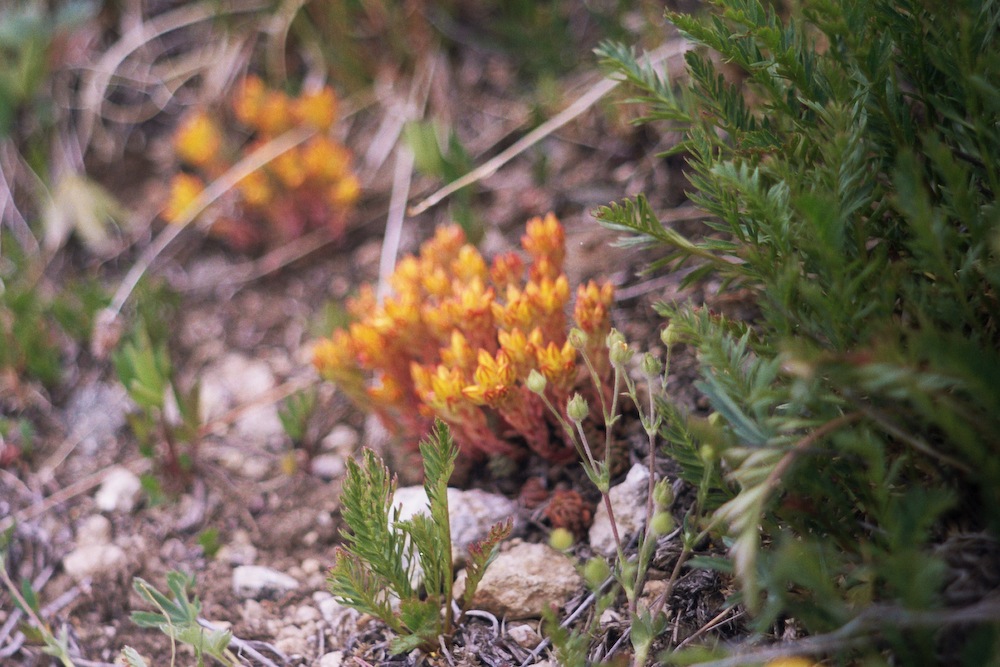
[165,75,360,251]
[313,214,615,462]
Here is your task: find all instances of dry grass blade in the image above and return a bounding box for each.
[102,125,315,321]
[408,39,691,217]
[76,0,270,154]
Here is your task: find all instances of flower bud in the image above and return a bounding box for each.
[707,411,724,427]
[526,369,547,394]
[640,352,663,378]
[653,479,674,509]
[660,323,680,346]
[549,527,574,551]
[566,393,589,422]
[609,340,633,367]
[583,557,610,590]
[567,327,588,350]
[650,511,675,536]
[605,328,626,349]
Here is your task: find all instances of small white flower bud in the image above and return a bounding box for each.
[640,352,663,378]
[566,393,589,422]
[526,369,547,394]
[567,328,588,350]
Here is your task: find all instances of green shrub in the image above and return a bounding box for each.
[598,0,1000,662]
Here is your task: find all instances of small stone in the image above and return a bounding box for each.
[322,424,358,453]
[294,605,320,624]
[507,623,541,649]
[95,467,143,513]
[393,486,518,557]
[217,530,257,566]
[472,542,583,619]
[301,558,321,575]
[232,565,299,600]
[317,596,360,641]
[62,544,127,582]
[76,515,112,545]
[310,454,345,480]
[319,651,344,667]
[589,464,651,556]
[274,632,309,658]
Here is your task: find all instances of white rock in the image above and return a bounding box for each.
[393,486,518,556]
[63,544,127,582]
[294,605,320,624]
[319,651,344,667]
[199,353,276,422]
[95,467,142,513]
[235,404,284,443]
[310,454,345,480]
[316,595,361,641]
[589,464,651,556]
[232,565,299,600]
[472,542,583,619]
[216,530,257,566]
[322,424,358,453]
[507,623,541,649]
[76,515,112,545]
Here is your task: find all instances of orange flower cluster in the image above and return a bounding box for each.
[165,75,360,251]
[313,214,615,462]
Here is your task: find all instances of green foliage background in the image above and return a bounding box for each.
[598,0,1000,662]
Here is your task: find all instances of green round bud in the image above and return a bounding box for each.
[566,393,590,422]
[640,352,663,378]
[549,527,574,551]
[660,323,680,346]
[609,340,633,367]
[583,557,611,590]
[650,511,675,536]
[605,328,626,349]
[707,411,724,427]
[699,443,716,463]
[653,479,674,509]
[526,369,547,394]
[567,328,588,350]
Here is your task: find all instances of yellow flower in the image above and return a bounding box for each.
[390,256,421,295]
[233,75,267,127]
[490,251,525,289]
[492,285,537,333]
[498,327,543,379]
[463,349,516,407]
[328,175,360,208]
[412,363,470,419]
[236,170,273,208]
[313,329,364,390]
[256,90,293,136]
[451,244,488,284]
[303,137,349,182]
[368,374,404,407]
[349,322,386,368]
[420,266,451,299]
[440,331,477,375]
[174,111,222,168]
[522,212,565,268]
[271,148,307,188]
[536,340,577,393]
[420,225,466,269]
[294,87,338,131]
[573,280,614,335]
[164,173,204,223]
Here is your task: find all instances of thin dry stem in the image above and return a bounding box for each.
[407,40,690,216]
